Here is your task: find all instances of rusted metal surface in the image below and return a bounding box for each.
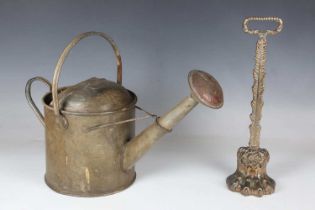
[188,70,223,109]
[25,31,224,197]
[227,17,283,197]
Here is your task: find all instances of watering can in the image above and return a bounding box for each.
[25,31,224,196]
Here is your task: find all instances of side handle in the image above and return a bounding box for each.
[25,77,52,127]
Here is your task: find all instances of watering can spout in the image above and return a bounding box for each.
[122,70,224,170]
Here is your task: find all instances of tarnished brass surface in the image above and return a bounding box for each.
[226,147,275,196]
[28,31,137,196]
[55,77,135,113]
[43,91,136,196]
[227,17,283,197]
[26,31,224,196]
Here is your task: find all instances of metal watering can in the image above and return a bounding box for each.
[25,31,224,197]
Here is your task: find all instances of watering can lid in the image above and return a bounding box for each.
[55,77,136,113]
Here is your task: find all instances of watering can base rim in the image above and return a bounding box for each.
[44,173,136,197]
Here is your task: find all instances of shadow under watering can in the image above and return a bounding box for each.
[25,31,224,197]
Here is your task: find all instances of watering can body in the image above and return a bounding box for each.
[42,83,137,196]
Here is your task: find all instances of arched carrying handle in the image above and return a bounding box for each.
[52,31,122,128]
[243,17,283,36]
[25,77,52,127]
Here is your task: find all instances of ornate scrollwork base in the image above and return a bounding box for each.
[226,147,275,197]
